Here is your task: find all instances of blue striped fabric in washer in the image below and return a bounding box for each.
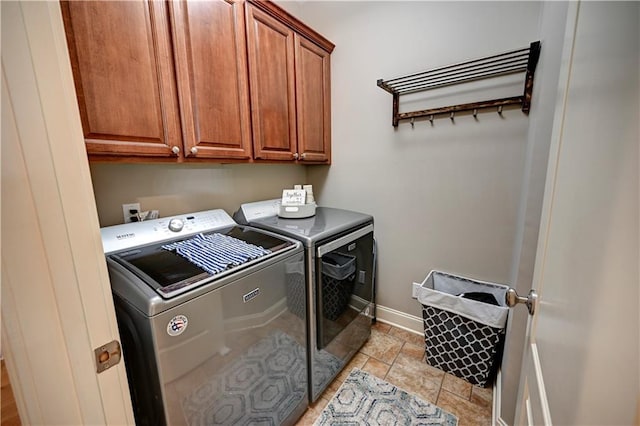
[162,233,272,275]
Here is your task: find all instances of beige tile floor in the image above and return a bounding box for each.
[295,322,493,426]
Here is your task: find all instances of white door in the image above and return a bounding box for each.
[1,2,134,424]
[514,1,639,425]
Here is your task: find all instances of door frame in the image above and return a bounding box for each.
[1,2,134,424]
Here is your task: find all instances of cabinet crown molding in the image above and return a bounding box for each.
[247,0,335,53]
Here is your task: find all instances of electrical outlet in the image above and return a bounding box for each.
[412,282,422,299]
[122,203,141,223]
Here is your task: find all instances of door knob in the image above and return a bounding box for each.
[190,146,198,156]
[505,288,538,315]
[171,146,180,155]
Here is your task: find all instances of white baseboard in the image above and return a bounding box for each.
[494,369,507,425]
[375,304,424,335]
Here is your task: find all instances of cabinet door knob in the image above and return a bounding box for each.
[300,153,307,160]
[171,146,180,155]
[293,153,299,160]
[190,147,198,156]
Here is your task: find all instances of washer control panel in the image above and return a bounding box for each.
[168,218,184,232]
[101,209,236,254]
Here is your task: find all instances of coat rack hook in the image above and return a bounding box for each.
[473,108,478,119]
[429,115,434,126]
[450,112,455,122]
[378,41,540,127]
[410,118,415,128]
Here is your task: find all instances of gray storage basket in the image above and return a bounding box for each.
[321,253,356,321]
[416,270,509,387]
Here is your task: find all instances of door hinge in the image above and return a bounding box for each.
[94,340,122,374]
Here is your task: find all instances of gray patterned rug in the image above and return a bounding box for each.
[182,330,343,425]
[314,369,458,426]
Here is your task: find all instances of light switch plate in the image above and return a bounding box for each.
[412,282,422,298]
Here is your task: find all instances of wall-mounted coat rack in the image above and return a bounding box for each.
[377,41,541,127]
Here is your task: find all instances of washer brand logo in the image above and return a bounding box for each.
[243,288,260,303]
[167,315,188,336]
[116,232,135,240]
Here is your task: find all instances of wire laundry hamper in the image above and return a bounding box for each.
[416,270,509,387]
[321,253,356,321]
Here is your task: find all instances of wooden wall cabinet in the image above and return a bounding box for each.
[62,0,252,161]
[246,1,333,164]
[170,0,252,160]
[295,34,332,163]
[61,0,333,164]
[61,1,182,158]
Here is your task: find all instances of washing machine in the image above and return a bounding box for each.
[234,200,376,402]
[101,209,307,425]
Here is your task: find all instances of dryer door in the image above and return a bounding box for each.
[316,225,374,350]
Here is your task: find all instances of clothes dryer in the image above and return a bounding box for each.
[235,201,376,402]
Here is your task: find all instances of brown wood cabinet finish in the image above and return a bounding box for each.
[62,0,333,164]
[246,4,297,161]
[246,2,333,163]
[61,1,181,157]
[295,34,331,163]
[170,0,252,159]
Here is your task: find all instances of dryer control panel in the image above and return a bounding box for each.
[233,199,282,223]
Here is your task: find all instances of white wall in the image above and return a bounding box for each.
[300,1,542,319]
[90,163,305,226]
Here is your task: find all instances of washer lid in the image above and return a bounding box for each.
[108,226,296,299]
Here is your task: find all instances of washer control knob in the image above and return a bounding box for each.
[168,218,184,232]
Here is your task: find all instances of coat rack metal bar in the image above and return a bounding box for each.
[377,41,541,127]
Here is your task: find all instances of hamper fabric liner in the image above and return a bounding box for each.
[321,253,356,321]
[416,270,509,387]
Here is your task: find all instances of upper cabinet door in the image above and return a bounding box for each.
[170,0,252,160]
[61,1,181,157]
[295,35,331,163]
[246,4,297,161]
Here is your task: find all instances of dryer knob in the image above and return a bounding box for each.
[168,218,184,232]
